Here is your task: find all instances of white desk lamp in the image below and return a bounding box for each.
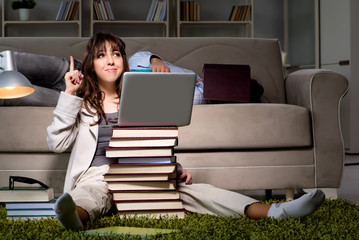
[0,50,34,99]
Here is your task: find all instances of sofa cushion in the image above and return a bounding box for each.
[176,103,312,150]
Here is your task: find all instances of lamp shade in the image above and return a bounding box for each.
[0,50,35,99]
[0,71,35,99]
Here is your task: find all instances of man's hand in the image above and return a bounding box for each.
[150,57,170,72]
[177,169,193,185]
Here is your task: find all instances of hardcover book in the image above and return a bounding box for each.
[109,137,178,148]
[114,199,184,211]
[107,180,176,191]
[0,187,54,202]
[86,226,178,236]
[111,126,178,138]
[117,156,176,164]
[110,190,180,201]
[107,163,177,174]
[104,172,177,182]
[106,147,173,158]
[5,201,55,210]
[202,63,251,102]
[118,208,185,219]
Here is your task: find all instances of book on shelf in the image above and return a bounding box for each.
[180,1,200,21]
[153,0,164,21]
[111,190,180,201]
[106,147,173,158]
[114,199,183,211]
[118,208,185,219]
[229,6,239,21]
[104,172,177,182]
[68,1,79,20]
[111,126,178,138]
[93,0,114,20]
[109,137,178,148]
[0,186,54,202]
[146,0,158,21]
[107,180,177,191]
[146,0,167,21]
[56,1,79,21]
[229,5,252,22]
[117,156,176,164]
[107,163,177,174]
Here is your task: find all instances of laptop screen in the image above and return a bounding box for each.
[117,72,196,127]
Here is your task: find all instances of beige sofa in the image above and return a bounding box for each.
[0,37,348,198]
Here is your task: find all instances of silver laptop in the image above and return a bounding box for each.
[118,72,196,127]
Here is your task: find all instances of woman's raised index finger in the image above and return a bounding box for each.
[70,56,74,71]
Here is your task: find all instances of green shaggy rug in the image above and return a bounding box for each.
[1,199,358,239]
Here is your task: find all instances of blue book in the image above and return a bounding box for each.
[130,69,152,72]
[117,156,176,164]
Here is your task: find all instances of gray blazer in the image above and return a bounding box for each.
[47,92,99,192]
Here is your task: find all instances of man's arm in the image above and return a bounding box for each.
[129,51,204,104]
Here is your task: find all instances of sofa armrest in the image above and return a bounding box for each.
[285,69,349,188]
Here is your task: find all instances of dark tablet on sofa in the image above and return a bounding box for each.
[202,64,251,102]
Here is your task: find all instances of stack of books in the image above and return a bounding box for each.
[0,186,55,220]
[105,126,185,218]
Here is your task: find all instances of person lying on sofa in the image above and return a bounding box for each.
[0,49,203,106]
[46,32,326,230]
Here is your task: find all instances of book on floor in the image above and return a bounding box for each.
[6,209,56,217]
[104,172,177,182]
[111,126,178,138]
[109,137,178,148]
[0,187,54,202]
[5,200,56,219]
[110,190,180,201]
[114,199,184,211]
[86,226,178,237]
[107,163,177,174]
[107,180,177,191]
[5,201,55,210]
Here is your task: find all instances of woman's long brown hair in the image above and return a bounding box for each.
[76,32,130,125]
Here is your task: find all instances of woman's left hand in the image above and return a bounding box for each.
[177,169,193,185]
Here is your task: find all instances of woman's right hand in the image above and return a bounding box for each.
[64,56,83,95]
